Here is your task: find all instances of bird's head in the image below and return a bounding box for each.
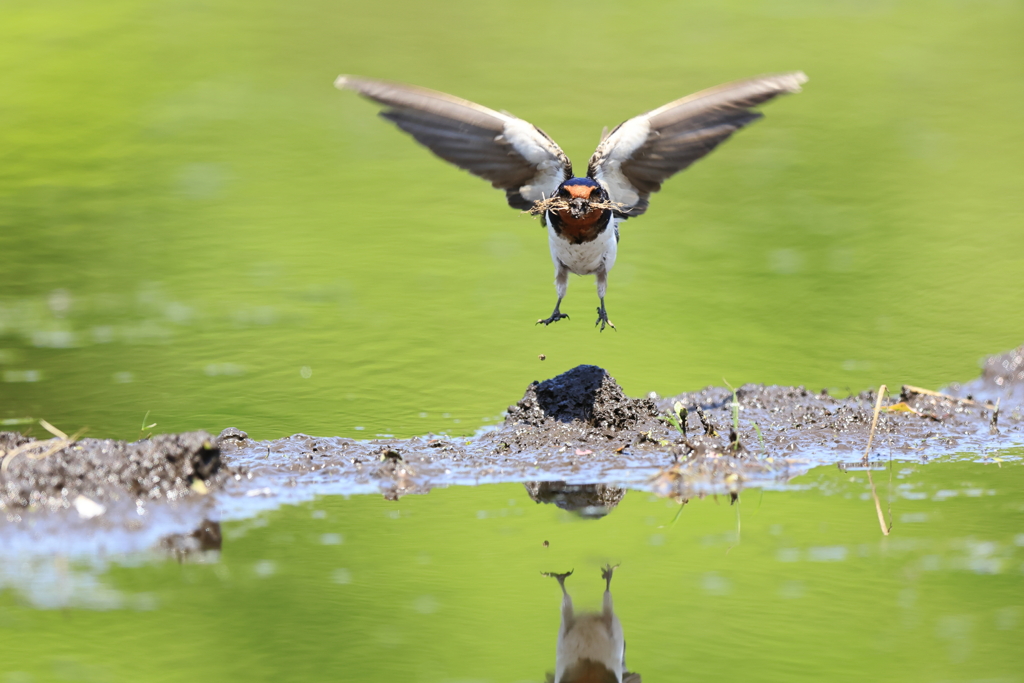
[557,178,607,219]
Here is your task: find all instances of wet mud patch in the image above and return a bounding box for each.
[1,430,232,517]
[0,430,244,555]
[1,345,1022,554]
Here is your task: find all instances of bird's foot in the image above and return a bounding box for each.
[601,563,619,588]
[542,569,574,587]
[537,311,570,326]
[595,307,616,332]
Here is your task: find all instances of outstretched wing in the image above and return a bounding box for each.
[588,72,807,217]
[336,76,572,211]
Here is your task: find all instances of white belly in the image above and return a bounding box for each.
[545,215,619,275]
[556,614,625,683]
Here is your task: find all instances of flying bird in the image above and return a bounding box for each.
[335,72,806,331]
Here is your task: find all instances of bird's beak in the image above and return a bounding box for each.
[569,198,590,219]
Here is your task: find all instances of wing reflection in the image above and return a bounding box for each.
[542,565,640,683]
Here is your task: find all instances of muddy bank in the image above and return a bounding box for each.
[223,347,1022,503]
[1,344,1022,551]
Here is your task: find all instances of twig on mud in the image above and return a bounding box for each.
[862,384,887,463]
[861,385,892,535]
[1,420,86,473]
[525,197,629,216]
[902,384,996,411]
[39,418,67,440]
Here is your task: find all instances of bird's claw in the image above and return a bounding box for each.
[595,307,616,332]
[601,563,619,589]
[537,312,570,326]
[542,569,574,589]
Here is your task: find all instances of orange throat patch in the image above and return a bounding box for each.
[556,208,604,242]
[565,184,596,199]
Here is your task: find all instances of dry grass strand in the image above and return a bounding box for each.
[0,421,86,473]
[525,197,629,216]
[862,384,887,462]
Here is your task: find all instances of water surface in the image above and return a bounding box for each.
[2,461,1023,681]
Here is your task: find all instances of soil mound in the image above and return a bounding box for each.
[506,365,657,430]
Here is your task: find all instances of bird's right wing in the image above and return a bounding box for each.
[336,76,572,210]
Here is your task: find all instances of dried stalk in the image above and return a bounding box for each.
[0,421,85,473]
[902,384,996,411]
[862,384,887,463]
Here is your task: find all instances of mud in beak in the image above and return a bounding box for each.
[569,197,591,219]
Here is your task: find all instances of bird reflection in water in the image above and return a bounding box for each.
[542,565,640,683]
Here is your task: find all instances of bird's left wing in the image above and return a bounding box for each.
[335,76,572,210]
[588,72,807,217]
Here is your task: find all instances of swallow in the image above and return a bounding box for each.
[335,72,807,331]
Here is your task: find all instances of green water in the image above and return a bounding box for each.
[1,0,1023,440]
[2,462,1023,681]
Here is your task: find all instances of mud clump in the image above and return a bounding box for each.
[498,365,661,455]
[0,430,233,515]
[506,365,657,431]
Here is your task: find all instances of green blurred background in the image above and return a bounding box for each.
[2,0,1023,441]
[2,2,1024,679]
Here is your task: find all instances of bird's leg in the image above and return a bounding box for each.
[601,564,619,619]
[537,264,570,326]
[595,297,615,332]
[537,297,569,326]
[594,270,615,332]
[601,564,618,592]
[542,570,575,632]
